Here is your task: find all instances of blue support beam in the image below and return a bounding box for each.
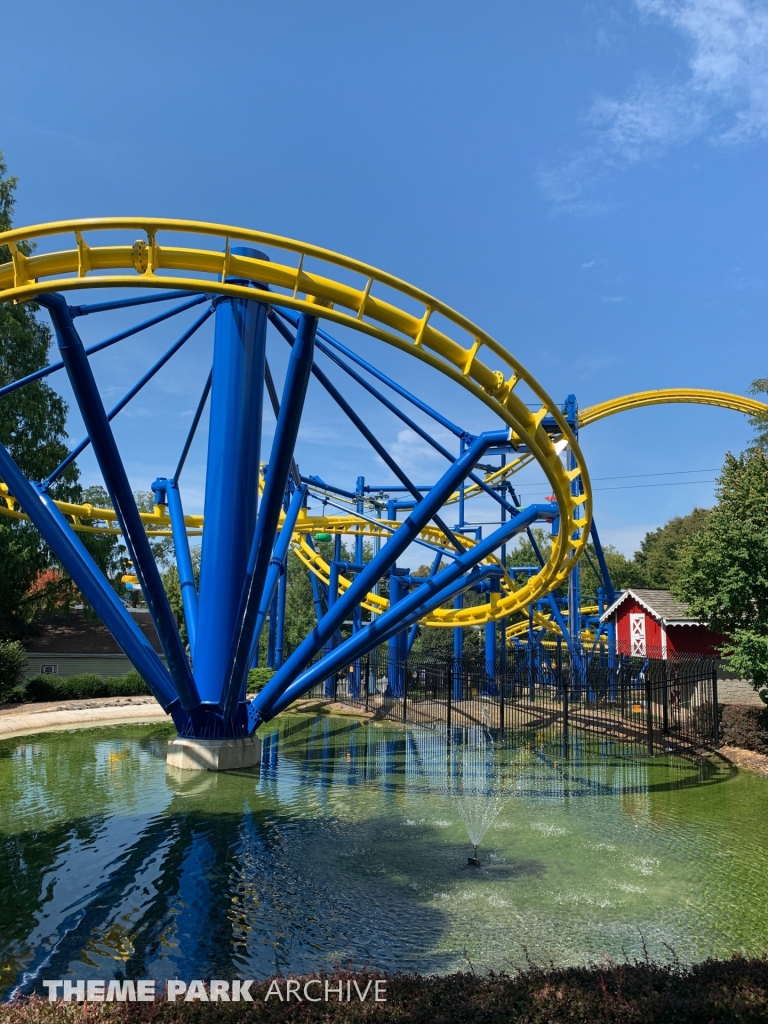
[194,249,269,708]
[164,479,199,659]
[36,293,200,712]
[246,486,308,677]
[220,311,319,717]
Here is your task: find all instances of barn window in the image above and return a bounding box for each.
[630,613,646,657]
[40,664,58,675]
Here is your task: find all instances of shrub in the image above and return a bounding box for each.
[22,669,150,703]
[720,703,768,755]
[248,667,275,693]
[0,640,27,703]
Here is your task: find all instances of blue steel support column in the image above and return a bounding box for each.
[194,249,269,707]
[221,311,319,716]
[246,486,308,671]
[324,558,340,697]
[267,591,278,669]
[275,567,287,669]
[352,475,364,698]
[165,480,198,659]
[453,594,463,702]
[36,294,200,713]
[387,572,405,697]
[484,617,496,695]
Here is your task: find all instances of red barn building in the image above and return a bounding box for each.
[599,589,725,660]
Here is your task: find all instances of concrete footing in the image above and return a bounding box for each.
[166,734,262,772]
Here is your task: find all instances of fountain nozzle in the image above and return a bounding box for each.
[467,844,481,867]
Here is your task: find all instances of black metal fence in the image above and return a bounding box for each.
[305,647,720,755]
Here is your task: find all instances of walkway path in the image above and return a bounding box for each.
[0,696,169,740]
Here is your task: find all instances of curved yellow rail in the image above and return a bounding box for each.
[0,217,590,621]
[579,388,767,428]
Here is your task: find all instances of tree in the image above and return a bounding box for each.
[674,449,768,690]
[748,376,768,452]
[579,542,644,599]
[633,508,710,590]
[0,152,81,636]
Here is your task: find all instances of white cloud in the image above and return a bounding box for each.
[540,0,768,208]
[601,294,626,303]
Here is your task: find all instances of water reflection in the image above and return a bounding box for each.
[0,716,761,997]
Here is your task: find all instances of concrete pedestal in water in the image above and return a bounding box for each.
[166,735,262,771]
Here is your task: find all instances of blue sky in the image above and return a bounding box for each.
[2,0,767,556]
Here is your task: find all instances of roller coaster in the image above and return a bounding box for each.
[0,218,764,742]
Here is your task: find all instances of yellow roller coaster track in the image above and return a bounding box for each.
[0,217,590,624]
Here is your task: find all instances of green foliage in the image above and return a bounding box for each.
[675,449,768,688]
[0,153,82,638]
[22,669,149,703]
[0,639,27,702]
[634,508,710,590]
[748,375,768,452]
[247,667,274,692]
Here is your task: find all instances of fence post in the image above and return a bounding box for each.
[712,663,720,747]
[645,675,653,755]
[365,654,370,712]
[499,655,505,733]
[402,664,408,724]
[661,659,669,735]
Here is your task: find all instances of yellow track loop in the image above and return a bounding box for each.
[579,389,767,427]
[0,218,590,620]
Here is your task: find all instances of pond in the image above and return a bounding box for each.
[1,714,766,997]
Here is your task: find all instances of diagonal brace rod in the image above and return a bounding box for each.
[36,293,200,711]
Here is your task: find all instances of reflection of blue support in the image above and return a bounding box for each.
[0,440,184,721]
[195,252,269,708]
[265,504,553,719]
[37,294,200,712]
[165,480,198,659]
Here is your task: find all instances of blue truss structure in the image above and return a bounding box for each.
[0,268,613,739]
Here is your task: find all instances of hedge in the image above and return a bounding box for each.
[720,703,768,756]
[1,958,767,1024]
[21,670,150,703]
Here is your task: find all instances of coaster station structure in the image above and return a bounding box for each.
[0,218,764,741]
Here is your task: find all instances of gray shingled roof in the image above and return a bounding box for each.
[600,588,699,624]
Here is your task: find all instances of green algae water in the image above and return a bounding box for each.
[1,714,767,996]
